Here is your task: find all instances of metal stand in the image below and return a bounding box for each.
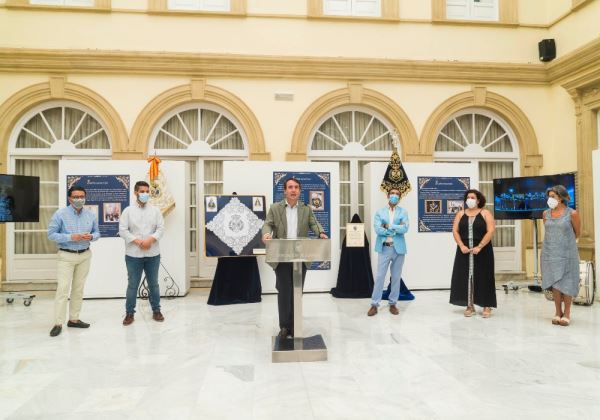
[1,292,35,306]
[503,218,542,293]
[267,239,330,363]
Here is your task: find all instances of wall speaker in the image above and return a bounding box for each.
[538,39,556,62]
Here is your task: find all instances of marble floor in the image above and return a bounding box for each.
[1,289,600,420]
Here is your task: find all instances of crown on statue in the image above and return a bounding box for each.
[380,130,411,197]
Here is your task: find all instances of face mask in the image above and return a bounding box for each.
[71,198,85,209]
[547,197,559,209]
[388,195,399,205]
[138,192,150,204]
[466,198,477,209]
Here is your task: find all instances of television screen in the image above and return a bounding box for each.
[0,174,40,223]
[493,173,576,220]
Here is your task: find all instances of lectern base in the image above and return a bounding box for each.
[271,335,328,363]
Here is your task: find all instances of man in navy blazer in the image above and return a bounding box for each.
[368,188,409,316]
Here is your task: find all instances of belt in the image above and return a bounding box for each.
[60,248,89,254]
[383,242,394,247]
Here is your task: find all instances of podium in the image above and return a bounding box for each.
[266,239,330,363]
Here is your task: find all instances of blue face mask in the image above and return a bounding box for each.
[389,195,399,205]
[138,192,150,203]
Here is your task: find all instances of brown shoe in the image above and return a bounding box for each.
[122,313,134,326]
[152,311,164,322]
[367,305,378,316]
[389,305,399,315]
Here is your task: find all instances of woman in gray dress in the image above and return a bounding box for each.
[541,185,581,326]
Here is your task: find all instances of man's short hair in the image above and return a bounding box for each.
[284,177,301,190]
[68,186,86,197]
[134,181,150,192]
[387,188,400,196]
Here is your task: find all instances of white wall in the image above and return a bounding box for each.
[593,149,599,268]
[365,162,479,290]
[59,160,188,298]
[223,161,339,293]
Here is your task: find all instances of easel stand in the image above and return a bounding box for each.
[503,218,543,293]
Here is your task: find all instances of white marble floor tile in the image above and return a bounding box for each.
[2,289,600,420]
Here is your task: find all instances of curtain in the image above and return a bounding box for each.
[188,160,198,253]
[479,161,515,247]
[14,159,58,254]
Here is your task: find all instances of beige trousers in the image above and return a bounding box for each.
[53,249,92,325]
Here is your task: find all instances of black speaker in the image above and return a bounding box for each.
[538,39,556,62]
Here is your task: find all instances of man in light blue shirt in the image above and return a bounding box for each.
[47,185,100,337]
[119,181,165,325]
[368,187,409,317]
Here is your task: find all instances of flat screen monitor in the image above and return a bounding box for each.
[493,173,576,220]
[0,174,40,223]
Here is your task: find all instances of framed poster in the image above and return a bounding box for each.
[272,171,331,270]
[66,175,130,237]
[345,223,365,247]
[418,176,470,232]
[204,194,266,257]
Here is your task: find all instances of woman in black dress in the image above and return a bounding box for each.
[450,189,497,317]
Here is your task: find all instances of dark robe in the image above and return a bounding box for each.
[207,256,262,305]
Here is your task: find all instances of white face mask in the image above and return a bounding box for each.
[465,198,477,209]
[547,197,559,209]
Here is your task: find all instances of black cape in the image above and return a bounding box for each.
[330,214,375,298]
[207,256,262,305]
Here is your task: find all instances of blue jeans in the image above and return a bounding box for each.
[372,246,405,306]
[125,255,161,314]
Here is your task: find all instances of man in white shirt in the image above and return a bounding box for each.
[119,181,165,325]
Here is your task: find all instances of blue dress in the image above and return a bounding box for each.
[541,207,580,296]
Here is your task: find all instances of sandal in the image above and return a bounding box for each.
[551,316,561,325]
[559,317,570,327]
[482,308,492,318]
[464,307,475,317]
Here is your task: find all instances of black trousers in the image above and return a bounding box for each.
[275,263,307,331]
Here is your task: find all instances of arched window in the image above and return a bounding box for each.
[148,103,248,278]
[8,101,111,280]
[434,108,520,271]
[308,106,397,240]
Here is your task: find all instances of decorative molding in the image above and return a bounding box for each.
[570,85,600,252]
[5,0,111,12]
[0,48,549,85]
[348,82,363,103]
[473,86,487,106]
[381,0,399,20]
[190,79,206,100]
[288,85,419,161]
[548,37,600,90]
[432,0,518,26]
[129,82,269,160]
[149,0,246,16]
[49,76,65,98]
[419,88,542,172]
[572,0,595,11]
[0,79,128,280]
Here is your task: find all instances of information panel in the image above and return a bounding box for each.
[66,175,130,237]
[417,176,470,232]
[272,171,331,270]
